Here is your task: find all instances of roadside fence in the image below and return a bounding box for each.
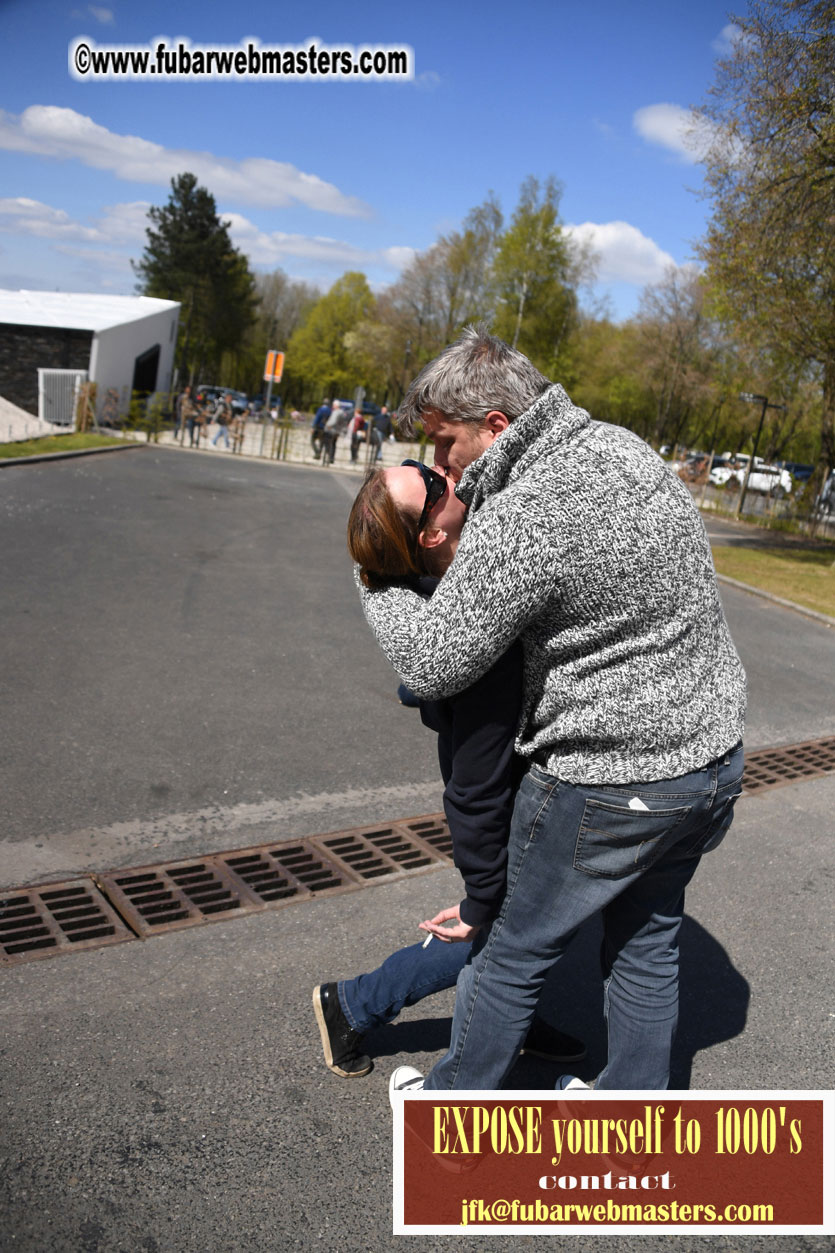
[113,413,428,475]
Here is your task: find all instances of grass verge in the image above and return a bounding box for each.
[0,432,129,459]
[712,545,835,618]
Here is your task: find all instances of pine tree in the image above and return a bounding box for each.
[133,173,256,383]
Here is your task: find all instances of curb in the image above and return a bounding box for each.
[717,572,835,628]
[0,441,145,468]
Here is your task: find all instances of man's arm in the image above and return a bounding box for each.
[358,502,557,700]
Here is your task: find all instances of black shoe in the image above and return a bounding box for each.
[312,984,373,1078]
[521,1019,587,1064]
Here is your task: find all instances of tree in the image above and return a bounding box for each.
[696,0,835,468]
[570,317,655,438]
[228,269,319,395]
[435,194,503,341]
[286,272,376,403]
[634,266,723,449]
[491,176,578,375]
[376,194,503,381]
[133,173,257,384]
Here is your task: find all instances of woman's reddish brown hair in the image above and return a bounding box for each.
[347,469,423,589]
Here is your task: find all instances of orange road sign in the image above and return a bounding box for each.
[264,350,285,382]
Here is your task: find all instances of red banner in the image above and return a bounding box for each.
[394,1092,832,1235]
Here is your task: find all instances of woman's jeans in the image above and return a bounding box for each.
[423,743,744,1092]
[339,937,470,1033]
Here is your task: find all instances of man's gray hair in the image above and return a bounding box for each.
[397,325,552,436]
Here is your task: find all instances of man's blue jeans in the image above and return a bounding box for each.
[424,743,744,1091]
[338,936,469,1033]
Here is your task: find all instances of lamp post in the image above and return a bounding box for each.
[737,392,787,517]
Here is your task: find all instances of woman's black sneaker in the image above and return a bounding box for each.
[312,984,373,1078]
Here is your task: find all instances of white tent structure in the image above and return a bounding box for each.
[0,291,180,426]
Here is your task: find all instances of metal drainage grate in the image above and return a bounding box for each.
[0,880,135,965]
[4,737,835,969]
[310,820,447,879]
[95,843,356,938]
[743,736,835,795]
[403,814,454,859]
[3,740,827,968]
[92,815,453,940]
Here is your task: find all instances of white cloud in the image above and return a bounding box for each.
[0,197,100,241]
[0,196,150,245]
[0,196,414,283]
[224,212,413,272]
[0,105,371,216]
[96,201,153,242]
[712,23,756,55]
[632,103,722,164]
[382,245,417,270]
[415,71,441,91]
[565,221,675,285]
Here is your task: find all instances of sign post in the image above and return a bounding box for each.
[262,350,285,455]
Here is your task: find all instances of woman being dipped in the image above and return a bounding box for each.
[311,460,584,1079]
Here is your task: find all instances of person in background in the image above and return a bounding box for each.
[372,405,393,461]
[311,398,331,459]
[348,410,366,464]
[321,400,347,465]
[212,393,233,449]
[179,385,204,448]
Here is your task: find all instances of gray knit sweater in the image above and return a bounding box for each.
[359,384,746,784]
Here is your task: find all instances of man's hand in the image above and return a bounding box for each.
[419,905,480,944]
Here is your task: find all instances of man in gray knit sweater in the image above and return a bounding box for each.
[359,326,746,1092]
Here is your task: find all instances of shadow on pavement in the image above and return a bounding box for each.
[360,913,749,1090]
[674,916,750,1088]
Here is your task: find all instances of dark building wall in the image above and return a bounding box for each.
[0,323,94,415]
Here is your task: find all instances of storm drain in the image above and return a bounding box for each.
[0,880,135,964]
[93,841,358,938]
[743,736,835,795]
[1,814,452,965]
[4,736,835,968]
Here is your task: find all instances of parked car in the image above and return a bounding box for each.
[781,461,815,484]
[709,455,793,497]
[195,385,248,416]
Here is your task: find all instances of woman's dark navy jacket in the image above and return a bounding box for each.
[412,576,524,930]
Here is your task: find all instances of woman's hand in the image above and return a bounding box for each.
[419,905,480,944]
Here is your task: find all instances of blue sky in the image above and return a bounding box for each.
[0,0,739,321]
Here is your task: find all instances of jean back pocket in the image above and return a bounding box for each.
[574,799,692,879]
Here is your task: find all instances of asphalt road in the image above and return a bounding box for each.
[1,448,832,1252]
[1,447,444,888]
[3,447,833,889]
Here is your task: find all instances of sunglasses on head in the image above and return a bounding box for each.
[401,459,447,533]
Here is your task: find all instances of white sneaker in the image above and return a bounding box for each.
[557,1075,592,1090]
[389,1065,425,1107]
